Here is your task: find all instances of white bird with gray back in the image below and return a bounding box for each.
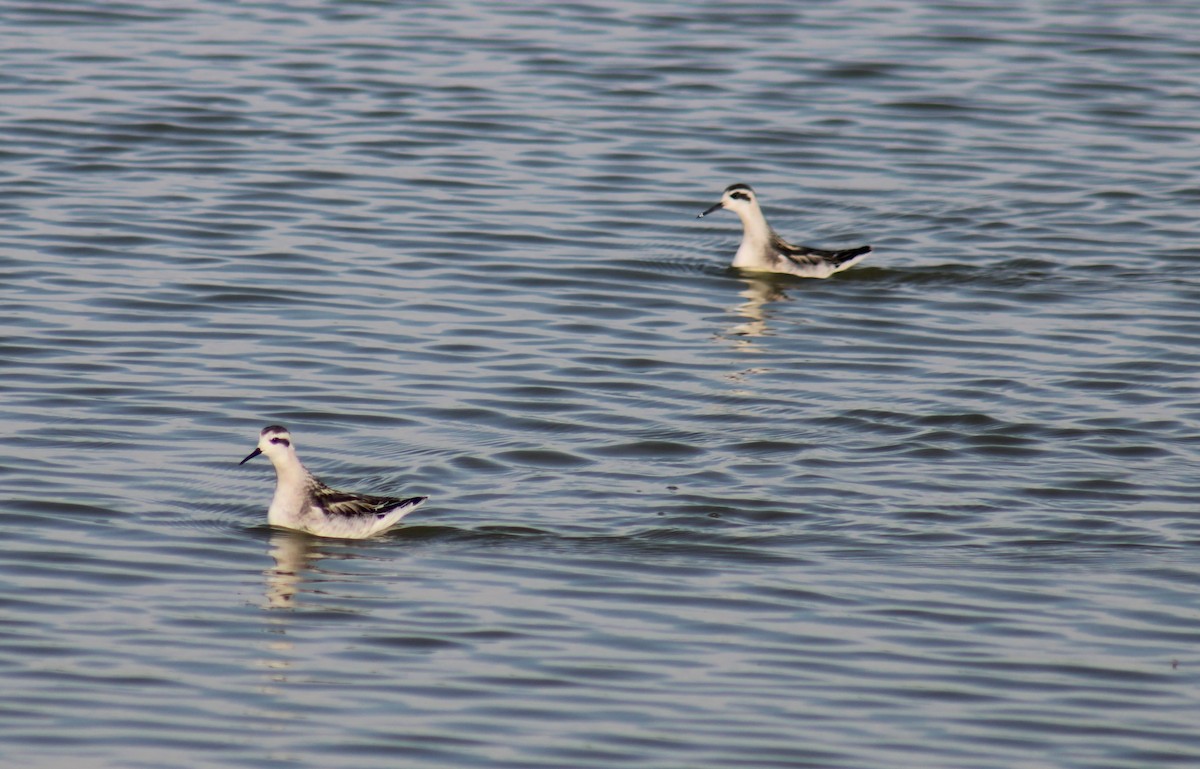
[698,183,871,278]
[240,425,427,539]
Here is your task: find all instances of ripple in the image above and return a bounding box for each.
[3,1,1200,768]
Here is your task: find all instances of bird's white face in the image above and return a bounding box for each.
[699,183,759,218]
[240,425,296,466]
[721,184,757,212]
[258,426,294,460]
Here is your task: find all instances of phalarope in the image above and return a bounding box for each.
[240,425,427,539]
[698,183,871,278]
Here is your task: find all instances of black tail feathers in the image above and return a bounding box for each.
[832,245,871,264]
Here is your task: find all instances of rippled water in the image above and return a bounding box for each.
[4,1,1200,767]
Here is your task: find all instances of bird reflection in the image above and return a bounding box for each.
[258,530,312,687]
[722,275,791,346]
[264,529,316,610]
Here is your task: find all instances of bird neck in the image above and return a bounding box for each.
[270,453,312,489]
[736,206,775,249]
[267,454,315,527]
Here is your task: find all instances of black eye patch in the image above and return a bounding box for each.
[730,191,750,201]
[270,437,290,446]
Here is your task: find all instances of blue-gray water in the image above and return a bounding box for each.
[3,1,1200,767]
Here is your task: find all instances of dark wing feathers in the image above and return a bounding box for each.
[308,477,426,519]
[772,234,871,267]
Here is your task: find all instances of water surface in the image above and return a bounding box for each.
[3,2,1200,768]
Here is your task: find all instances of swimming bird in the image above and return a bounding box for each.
[239,425,427,539]
[698,183,871,278]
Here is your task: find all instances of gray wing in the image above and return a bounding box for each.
[773,234,871,267]
[309,477,425,519]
